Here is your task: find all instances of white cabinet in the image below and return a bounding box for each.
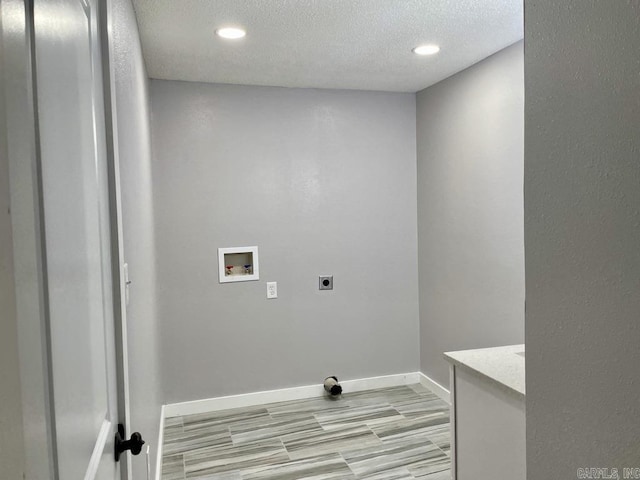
[445,345,525,480]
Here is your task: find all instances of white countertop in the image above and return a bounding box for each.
[444,344,525,399]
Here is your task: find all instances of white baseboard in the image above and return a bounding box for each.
[163,372,422,418]
[154,405,165,480]
[419,372,451,404]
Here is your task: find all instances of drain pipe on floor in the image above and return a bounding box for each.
[324,376,343,396]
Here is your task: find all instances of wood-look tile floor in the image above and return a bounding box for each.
[162,384,451,480]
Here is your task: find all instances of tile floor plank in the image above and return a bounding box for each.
[267,397,349,419]
[341,438,446,478]
[183,408,271,435]
[162,453,186,480]
[314,403,404,430]
[282,424,382,461]
[355,466,416,479]
[231,415,323,446]
[164,428,233,456]
[184,440,289,478]
[240,453,356,480]
[370,412,449,444]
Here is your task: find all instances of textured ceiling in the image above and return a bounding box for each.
[132,0,523,93]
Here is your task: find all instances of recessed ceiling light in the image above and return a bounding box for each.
[216,27,246,40]
[413,44,440,56]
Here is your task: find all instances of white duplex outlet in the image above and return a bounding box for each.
[267,281,278,299]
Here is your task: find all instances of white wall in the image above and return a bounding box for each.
[2,1,55,477]
[0,6,25,477]
[416,42,525,388]
[110,0,162,477]
[150,81,420,403]
[525,2,640,477]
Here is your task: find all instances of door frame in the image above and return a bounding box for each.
[7,0,132,478]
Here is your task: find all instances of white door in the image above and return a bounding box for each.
[33,0,126,478]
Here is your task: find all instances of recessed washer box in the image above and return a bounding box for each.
[218,246,259,283]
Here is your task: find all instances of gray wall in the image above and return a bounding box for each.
[416,42,525,388]
[150,81,420,403]
[110,0,162,476]
[525,2,640,477]
[0,7,25,477]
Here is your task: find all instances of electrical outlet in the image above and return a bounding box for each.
[267,281,278,299]
[319,275,333,290]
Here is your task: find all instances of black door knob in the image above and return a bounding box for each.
[115,424,145,462]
